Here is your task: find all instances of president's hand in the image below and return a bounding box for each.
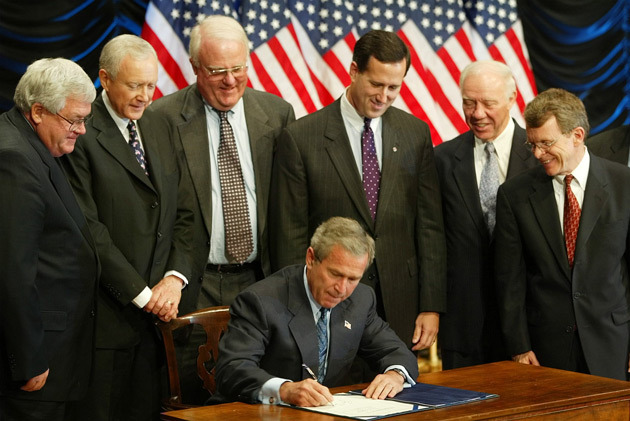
[512,350,540,366]
[21,369,49,391]
[411,311,439,351]
[279,379,334,407]
[362,370,404,399]
[144,275,183,322]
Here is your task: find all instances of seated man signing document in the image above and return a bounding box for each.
[215,217,418,406]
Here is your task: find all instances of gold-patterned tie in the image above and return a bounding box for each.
[215,109,254,263]
[564,174,581,268]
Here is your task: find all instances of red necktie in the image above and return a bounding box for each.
[563,174,581,268]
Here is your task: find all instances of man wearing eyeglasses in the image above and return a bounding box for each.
[150,15,295,404]
[0,58,99,421]
[60,35,195,420]
[434,61,538,370]
[495,88,630,381]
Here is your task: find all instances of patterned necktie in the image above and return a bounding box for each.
[127,121,148,176]
[316,307,329,383]
[479,142,500,234]
[564,174,581,268]
[362,118,381,220]
[216,109,254,263]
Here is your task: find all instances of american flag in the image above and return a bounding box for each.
[141,0,536,145]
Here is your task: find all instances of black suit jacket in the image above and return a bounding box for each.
[269,99,447,344]
[495,154,630,380]
[150,85,295,312]
[215,265,419,402]
[0,108,99,401]
[435,124,538,355]
[60,95,194,348]
[586,124,630,165]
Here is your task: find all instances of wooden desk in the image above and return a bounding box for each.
[161,361,630,420]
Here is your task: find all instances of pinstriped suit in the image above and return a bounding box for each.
[269,99,447,345]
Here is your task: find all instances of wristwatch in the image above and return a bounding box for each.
[389,368,406,381]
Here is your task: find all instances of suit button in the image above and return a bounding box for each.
[368,274,376,281]
[157,232,162,238]
[151,202,158,209]
[565,325,574,333]
[573,292,581,299]
[269,397,275,404]
[199,277,203,283]
[90,310,95,317]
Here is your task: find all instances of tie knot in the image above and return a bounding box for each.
[565,174,574,185]
[127,120,136,132]
[485,141,495,154]
[320,307,329,320]
[215,109,228,121]
[363,117,372,129]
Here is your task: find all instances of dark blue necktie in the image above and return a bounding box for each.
[127,120,148,176]
[316,307,329,383]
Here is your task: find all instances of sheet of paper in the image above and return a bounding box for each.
[298,393,428,420]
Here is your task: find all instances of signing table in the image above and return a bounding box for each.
[161,361,630,420]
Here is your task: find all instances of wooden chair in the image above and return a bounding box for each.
[156,306,230,410]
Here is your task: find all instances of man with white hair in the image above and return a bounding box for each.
[0,58,98,421]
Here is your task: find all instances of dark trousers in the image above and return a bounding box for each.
[176,264,260,405]
[74,326,163,421]
[0,397,77,421]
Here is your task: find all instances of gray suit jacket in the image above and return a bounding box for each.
[60,95,195,348]
[495,154,630,380]
[150,85,295,312]
[269,99,447,344]
[215,265,419,402]
[435,124,538,355]
[586,124,630,166]
[0,107,99,401]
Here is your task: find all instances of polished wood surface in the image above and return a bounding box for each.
[161,361,630,420]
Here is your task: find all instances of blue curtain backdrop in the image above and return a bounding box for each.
[1,0,628,135]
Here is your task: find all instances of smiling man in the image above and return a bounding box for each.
[269,30,446,359]
[495,88,630,381]
[215,217,418,406]
[434,60,538,370]
[60,35,195,420]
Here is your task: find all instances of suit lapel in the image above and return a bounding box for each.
[177,87,214,234]
[324,102,374,228]
[287,272,320,379]
[452,133,488,238]
[574,157,608,265]
[138,117,163,194]
[529,173,571,280]
[376,112,402,233]
[506,124,535,179]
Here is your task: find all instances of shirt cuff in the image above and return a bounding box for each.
[385,365,416,387]
[132,286,152,309]
[258,377,291,404]
[164,270,188,287]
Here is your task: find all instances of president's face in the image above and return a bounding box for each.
[346,56,406,119]
[305,245,368,309]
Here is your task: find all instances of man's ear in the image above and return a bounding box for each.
[573,126,586,144]
[30,103,44,124]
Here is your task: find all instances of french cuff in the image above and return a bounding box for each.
[385,365,416,387]
[164,270,189,287]
[258,377,291,404]
[132,286,152,309]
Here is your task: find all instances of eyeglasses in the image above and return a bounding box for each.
[56,112,91,132]
[202,64,247,78]
[525,137,560,152]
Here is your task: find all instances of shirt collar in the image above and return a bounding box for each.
[340,89,382,134]
[474,118,515,155]
[303,266,324,318]
[102,90,134,136]
[554,146,590,188]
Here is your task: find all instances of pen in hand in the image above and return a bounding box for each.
[302,363,335,406]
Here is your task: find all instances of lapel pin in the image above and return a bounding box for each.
[392,146,398,152]
[344,320,351,329]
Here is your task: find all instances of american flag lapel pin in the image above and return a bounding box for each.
[344,320,351,329]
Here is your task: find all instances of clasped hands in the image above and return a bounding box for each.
[143,275,183,322]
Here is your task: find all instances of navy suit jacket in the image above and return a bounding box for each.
[495,153,630,380]
[0,107,99,401]
[215,265,419,402]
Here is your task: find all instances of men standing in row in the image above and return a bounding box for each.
[269,29,446,351]
[0,58,98,421]
[61,35,195,420]
[150,15,295,404]
[435,61,538,369]
[495,88,630,380]
[216,217,418,406]
[151,15,295,312]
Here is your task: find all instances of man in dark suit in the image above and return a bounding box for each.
[150,15,295,404]
[216,217,419,406]
[495,88,630,381]
[586,124,630,165]
[60,35,195,420]
[269,30,446,351]
[0,58,99,421]
[435,61,538,369]
[151,15,295,311]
